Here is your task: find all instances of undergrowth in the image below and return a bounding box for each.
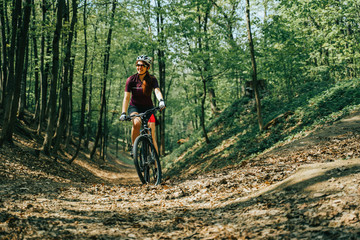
[163,79,360,178]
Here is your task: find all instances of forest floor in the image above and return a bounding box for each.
[1,112,360,239]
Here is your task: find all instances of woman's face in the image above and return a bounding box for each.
[136,61,149,75]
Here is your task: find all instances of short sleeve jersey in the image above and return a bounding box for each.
[125,73,159,107]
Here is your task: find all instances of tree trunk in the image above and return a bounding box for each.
[53,0,77,153]
[32,0,40,122]
[0,0,32,145]
[0,0,8,107]
[0,42,1,85]
[2,0,21,114]
[208,87,219,115]
[200,76,210,144]
[65,31,77,149]
[42,0,64,155]
[85,54,94,149]
[85,29,97,149]
[85,24,99,150]
[65,45,76,148]
[203,2,218,116]
[18,37,29,119]
[90,0,116,159]
[102,98,108,160]
[197,2,211,144]
[245,0,264,131]
[37,0,50,135]
[156,0,166,156]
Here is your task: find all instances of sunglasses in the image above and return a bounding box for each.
[136,64,147,67]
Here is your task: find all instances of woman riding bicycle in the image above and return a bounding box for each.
[119,55,165,155]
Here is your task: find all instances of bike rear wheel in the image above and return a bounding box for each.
[133,135,162,185]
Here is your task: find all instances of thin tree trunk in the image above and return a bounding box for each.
[0,43,2,95]
[37,0,50,134]
[32,0,40,122]
[198,3,210,144]
[203,2,218,116]
[85,54,93,148]
[85,23,99,149]
[90,0,116,159]
[246,0,264,131]
[18,37,29,118]
[0,0,8,107]
[112,68,123,157]
[102,98,107,160]
[2,0,21,112]
[0,0,32,145]
[69,0,87,164]
[156,0,166,156]
[65,33,76,148]
[53,0,77,153]
[42,0,64,155]
[200,76,210,144]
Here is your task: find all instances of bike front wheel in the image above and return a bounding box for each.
[133,135,162,185]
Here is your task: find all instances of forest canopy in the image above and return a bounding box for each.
[0,0,359,160]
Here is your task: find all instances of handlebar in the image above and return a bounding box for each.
[123,107,160,121]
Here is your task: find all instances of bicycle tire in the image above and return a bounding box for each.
[133,135,162,185]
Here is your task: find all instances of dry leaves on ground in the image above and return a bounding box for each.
[1,114,360,239]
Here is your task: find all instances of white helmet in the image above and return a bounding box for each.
[136,55,152,66]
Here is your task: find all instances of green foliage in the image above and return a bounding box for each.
[295,80,360,126]
[163,78,360,178]
[6,0,359,165]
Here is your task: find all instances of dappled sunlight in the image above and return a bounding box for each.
[2,115,360,238]
[73,158,137,182]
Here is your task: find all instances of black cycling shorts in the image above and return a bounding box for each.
[128,105,156,123]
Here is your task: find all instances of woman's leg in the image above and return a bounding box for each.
[149,122,159,154]
[131,114,141,145]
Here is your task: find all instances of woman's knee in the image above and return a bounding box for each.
[132,117,141,129]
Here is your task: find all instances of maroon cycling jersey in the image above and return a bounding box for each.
[125,73,159,107]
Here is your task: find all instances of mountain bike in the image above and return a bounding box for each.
[125,107,162,185]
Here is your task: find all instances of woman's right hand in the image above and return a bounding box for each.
[159,100,166,110]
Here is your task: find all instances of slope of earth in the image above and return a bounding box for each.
[163,79,360,177]
[0,112,360,239]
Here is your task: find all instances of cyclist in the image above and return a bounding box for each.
[119,55,165,155]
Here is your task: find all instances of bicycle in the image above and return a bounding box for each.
[124,107,162,185]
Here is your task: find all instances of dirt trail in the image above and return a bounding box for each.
[0,113,360,239]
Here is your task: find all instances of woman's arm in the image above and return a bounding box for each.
[122,92,131,113]
[154,88,164,101]
[154,88,166,110]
